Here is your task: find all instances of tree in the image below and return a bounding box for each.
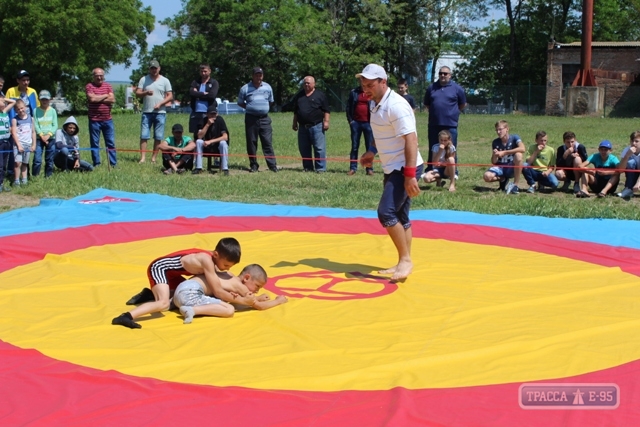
[0,0,154,111]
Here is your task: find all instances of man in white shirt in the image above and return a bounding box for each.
[358,64,424,281]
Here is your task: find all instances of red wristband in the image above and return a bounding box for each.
[403,166,417,178]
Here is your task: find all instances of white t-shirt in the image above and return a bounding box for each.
[369,88,423,174]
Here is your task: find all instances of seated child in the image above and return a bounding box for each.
[421,129,456,192]
[112,237,255,329]
[522,130,558,193]
[616,131,640,200]
[482,120,525,194]
[174,264,288,324]
[555,131,588,193]
[575,140,620,198]
[0,96,16,192]
[158,123,195,174]
[54,117,94,172]
[10,99,36,185]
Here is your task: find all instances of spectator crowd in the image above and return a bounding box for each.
[1,62,639,202]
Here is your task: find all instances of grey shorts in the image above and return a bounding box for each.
[173,279,222,308]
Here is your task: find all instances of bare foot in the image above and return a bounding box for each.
[390,260,413,281]
[378,266,397,275]
[449,185,456,192]
[138,158,146,164]
[150,158,157,164]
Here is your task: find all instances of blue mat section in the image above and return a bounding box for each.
[2,188,638,249]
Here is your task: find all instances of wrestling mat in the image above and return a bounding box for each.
[0,189,639,426]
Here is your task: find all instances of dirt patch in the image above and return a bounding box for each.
[0,193,40,213]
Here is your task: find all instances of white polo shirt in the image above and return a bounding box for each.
[370,88,423,174]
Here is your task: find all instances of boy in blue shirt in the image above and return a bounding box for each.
[576,140,620,198]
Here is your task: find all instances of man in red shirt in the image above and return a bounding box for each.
[85,68,116,167]
[346,80,374,175]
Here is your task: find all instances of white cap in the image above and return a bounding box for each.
[356,64,387,80]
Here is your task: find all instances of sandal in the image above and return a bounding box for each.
[576,191,590,198]
[163,169,174,175]
[597,192,606,198]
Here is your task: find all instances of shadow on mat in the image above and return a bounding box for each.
[272,258,381,277]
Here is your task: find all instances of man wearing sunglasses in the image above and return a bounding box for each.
[423,66,466,175]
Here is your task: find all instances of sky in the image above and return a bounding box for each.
[105,0,182,82]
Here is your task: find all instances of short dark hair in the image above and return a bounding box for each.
[563,131,576,141]
[200,64,211,70]
[240,264,267,283]
[397,78,408,86]
[215,237,241,263]
[535,130,547,140]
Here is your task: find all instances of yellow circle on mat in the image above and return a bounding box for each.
[1,231,639,392]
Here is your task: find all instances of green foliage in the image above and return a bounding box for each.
[459,0,640,88]
[0,0,154,112]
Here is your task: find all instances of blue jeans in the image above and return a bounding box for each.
[298,123,326,171]
[140,113,166,141]
[196,139,228,170]
[522,163,559,188]
[54,147,94,172]
[428,125,458,173]
[349,120,373,172]
[32,136,56,177]
[89,119,116,166]
[624,157,639,189]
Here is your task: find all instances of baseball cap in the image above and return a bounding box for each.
[252,67,264,74]
[172,123,183,132]
[355,64,387,80]
[207,105,218,114]
[599,140,612,150]
[149,60,160,68]
[39,90,52,100]
[17,70,29,79]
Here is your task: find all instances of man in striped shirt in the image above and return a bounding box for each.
[85,68,116,167]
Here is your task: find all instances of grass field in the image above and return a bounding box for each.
[4,111,640,220]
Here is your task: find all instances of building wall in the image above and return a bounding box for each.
[545,44,640,116]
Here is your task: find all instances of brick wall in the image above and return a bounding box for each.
[546,43,640,116]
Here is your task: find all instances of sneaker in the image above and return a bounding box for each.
[192,168,203,175]
[13,180,20,187]
[506,183,519,194]
[561,181,571,191]
[499,178,508,192]
[573,183,580,194]
[366,170,374,176]
[269,167,279,173]
[618,187,634,199]
[223,170,229,176]
[454,174,459,180]
[420,172,428,183]
[527,185,536,194]
[112,313,141,329]
[347,170,356,176]
[20,179,28,185]
[249,165,259,173]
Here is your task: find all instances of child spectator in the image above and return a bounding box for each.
[616,131,640,200]
[33,90,58,177]
[421,129,456,191]
[523,130,558,193]
[575,140,619,198]
[10,99,36,186]
[555,131,588,194]
[397,79,418,113]
[483,120,525,194]
[0,96,16,192]
[54,117,93,172]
